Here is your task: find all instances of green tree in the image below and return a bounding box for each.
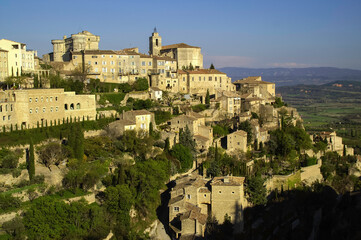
[239,120,253,144]
[210,63,215,69]
[171,144,193,172]
[133,77,149,91]
[246,175,267,205]
[179,125,196,152]
[28,139,35,181]
[205,89,210,105]
[33,74,39,88]
[74,125,84,160]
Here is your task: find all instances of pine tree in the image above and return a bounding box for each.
[210,63,215,69]
[28,139,35,181]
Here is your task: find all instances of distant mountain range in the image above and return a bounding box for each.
[219,67,361,86]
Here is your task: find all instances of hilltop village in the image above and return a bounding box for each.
[0,30,360,240]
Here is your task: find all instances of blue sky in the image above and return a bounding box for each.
[1,0,361,69]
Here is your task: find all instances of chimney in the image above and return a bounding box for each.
[223,176,229,183]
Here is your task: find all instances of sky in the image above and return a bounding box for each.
[1,0,361,70]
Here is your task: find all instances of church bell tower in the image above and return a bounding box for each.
[149,27,162,56]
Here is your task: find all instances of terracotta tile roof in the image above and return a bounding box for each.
[73,50,117,55]
[139,53,152,58]
[188,69,226,75]
[153,56,175,61]
[150,86,162,91]
[124,109,153,116]
[169,195,184,205]
[232,130,247,137]
[187,111,204,119]
[161,43,200,50]
[194,135,209,142]
[0,48,8,52]
[199,188,210,193]
[180,203,207,225]
[211,176,245,186]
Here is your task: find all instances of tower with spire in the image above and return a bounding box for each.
[149,27,162,56]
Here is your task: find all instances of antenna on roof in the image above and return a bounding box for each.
[154,27,157,33]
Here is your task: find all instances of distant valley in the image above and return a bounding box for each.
[220,67,361,86]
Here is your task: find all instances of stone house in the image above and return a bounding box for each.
[215,90,242,117]
[168,174,246,239]
[168,111,213,151]
[233,76,275,103]
[224,130,248,153]
[107,109,155,137]
[149,86,163,100]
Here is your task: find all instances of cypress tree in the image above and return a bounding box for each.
[210,63,215,69]
[28,139,35,181]
[74,125,84,160]
[164,137,170,153]
[149,122,154,136]
[205,89,210,105]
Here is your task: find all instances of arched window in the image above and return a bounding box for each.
[65,104,68,110]
[70,103,74,110]
[76,103,80,109]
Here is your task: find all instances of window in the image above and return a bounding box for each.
[29,109,32,113]
[56,107,58,112]
[35,98,38,102]
[102,55,105,58]
[94,61,98,65]
[187,194,191,200]
[110,61,114,65]
[102,68,107,73]
[50,107,53,112]
[64,104,68,110]
[110,55,113,58]
[209,77,212,81]
[29,98,32,102]
[204,194,207,197]
[10,104,13,111]
[174,207,179,212]
[73,56,77,59]
[41,97,43,102]
[118,62,121,66]
[219,191,222,194]
[88,61,91,65]
[232,191,235,194]
[46,97,48,102]
[50,97,53,102]
[70,104,74,110]
[55,97,58,101]
[92,56,97,58]
[131,62,135,66]
[142,61,145,66]
[111,68,115,73]
[102,61,106,65]
[192,77,194,81]
[183,77,185,82]
[8,115,10,120]
[199,77,201,81]
[94,68,98,72]
[2,116,4,121]
[76,103,80,109]
[148,61,152,66]
[42,107,46,112]
[35,108,38,113]
[215,77,217,81]
[141,69,146,74]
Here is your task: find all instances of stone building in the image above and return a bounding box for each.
[176,69,235,95]
[233,76,275,103]
[215,90,242,117]
[0,88,96,130]
[168,173,246,239]
[224,130,248,153]
[0,39,36,77]
[149,28,203,69]
[168,111,213,151]
[313,131,354,156]
[50,31,100,62]
[107,109,155,137]
[0,49,8,81]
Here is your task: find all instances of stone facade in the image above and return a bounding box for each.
[0,89,96,130]
[215,90,242,117]
[107,109,155,137]
[0,49,8,81]
[168,111,213,151]
[51,31,100,62]
[168,174,246,238]
[0,39,36,76]
[233,76,275,103]
[225,130,248,153]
